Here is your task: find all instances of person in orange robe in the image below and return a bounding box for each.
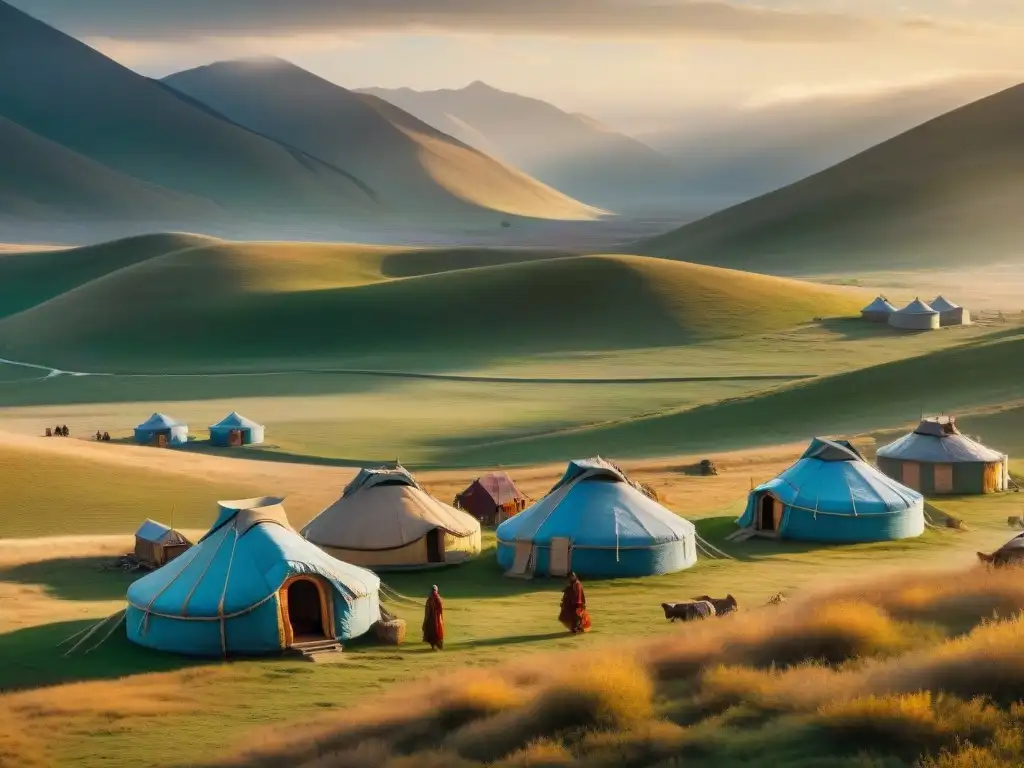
[422,585,444,650]
[558,572,592,634]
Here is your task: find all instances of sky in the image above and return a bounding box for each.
[9,0,1024,132]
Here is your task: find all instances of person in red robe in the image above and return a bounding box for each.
[558,572,592,634]
[422,585,444,650]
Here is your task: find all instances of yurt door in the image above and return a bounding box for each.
[933,464,954,494]
[508,541,535,577]
[984,463,1000,494]
[426,529,446,563]
[901,462,921,491]
[155,433,168,448]
[229,429,243,447]
[549,537,571,577]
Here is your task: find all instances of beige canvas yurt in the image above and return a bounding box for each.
[888,298,940,331]
[302,466,482,570]
[861,296,896,323]
[929,296,971,327]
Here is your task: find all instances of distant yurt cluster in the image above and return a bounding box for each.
[130,411,265,448]
[860,295,971,330]
[876,417,1010,495]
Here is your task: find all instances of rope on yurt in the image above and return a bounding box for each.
[377,582,421,605]
[217,525,242,658]
[138,530,215,635]
[180,525,232,618]
[83,610,126,654]
[695,534,735,561]
[61,609,126,656]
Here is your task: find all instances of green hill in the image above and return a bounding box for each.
[0,234,213,319]
[436,329,1024,466]
[0,118,216,223]
[0,238,865,371]
[638,84,1024,275]
[163,60,601,222]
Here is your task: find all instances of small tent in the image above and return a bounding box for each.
[209,411,265,447]
[737,438,924,543]
[876,416,1008,494]
[929,296,971,327]
[496,457,697,578]
[133,519,191,568]
[134,413,188,447]
[302,466,482,570]
[861,296,896,323]
[126,497,380,657]
[888,298,940,331]
[455,472,528,526]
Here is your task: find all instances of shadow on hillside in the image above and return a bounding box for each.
[813,317,902,340]
[462,632,569,649]
[0,556,138,602]
[178,443,383,469]
[0,619,208,691]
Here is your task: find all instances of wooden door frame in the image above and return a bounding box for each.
[279,575,335,647]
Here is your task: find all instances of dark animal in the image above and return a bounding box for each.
[978,540,1024,568]
[661,600,716,622]
[693,594,738,616]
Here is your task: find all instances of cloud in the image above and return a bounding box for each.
[8,0,961,43]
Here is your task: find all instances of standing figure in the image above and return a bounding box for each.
[422,585,444,650]
[558,571,592,634]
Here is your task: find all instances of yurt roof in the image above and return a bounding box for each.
[929,295,960,312]
[135,518,190,546]
[137,412,183,430]
[755,439,921,516]
[126,497,379,619]
[861,296,896,313]
[896,298,937,315]
[210,411,263,430]
[462,472,526,505]
[876,418,1005,463]
[496,458,694,548]
[303,470,480,551]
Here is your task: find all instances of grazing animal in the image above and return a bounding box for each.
[661,600,716,622]
[978,533,1024,568]
[693,594,738,616]
[766,592,787,606]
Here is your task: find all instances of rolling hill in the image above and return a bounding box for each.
[638,83,1024,275]
[435,328,1024,467]
[360,81,687,215]
[162,60,601,223]
[0,117,217,224]
[0,237,865,371]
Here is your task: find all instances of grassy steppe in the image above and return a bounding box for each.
[0,238,866,371]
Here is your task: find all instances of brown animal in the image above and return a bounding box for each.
[662,600,716,622]
[693,594,738,616]
[978,534,1024,568]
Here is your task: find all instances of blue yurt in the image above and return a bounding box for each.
[126,496,380,657]
[737,438,925,543]
[209,411,265,447]
[496,457,697,578]
[134,412,188,446]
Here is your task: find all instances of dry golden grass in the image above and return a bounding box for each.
[201,567,1024,768]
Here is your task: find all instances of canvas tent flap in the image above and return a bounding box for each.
[303,477,480,551]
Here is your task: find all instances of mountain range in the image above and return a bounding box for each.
[359,82,690,215]
[639,83,1024,274]
[0,0,598,240]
